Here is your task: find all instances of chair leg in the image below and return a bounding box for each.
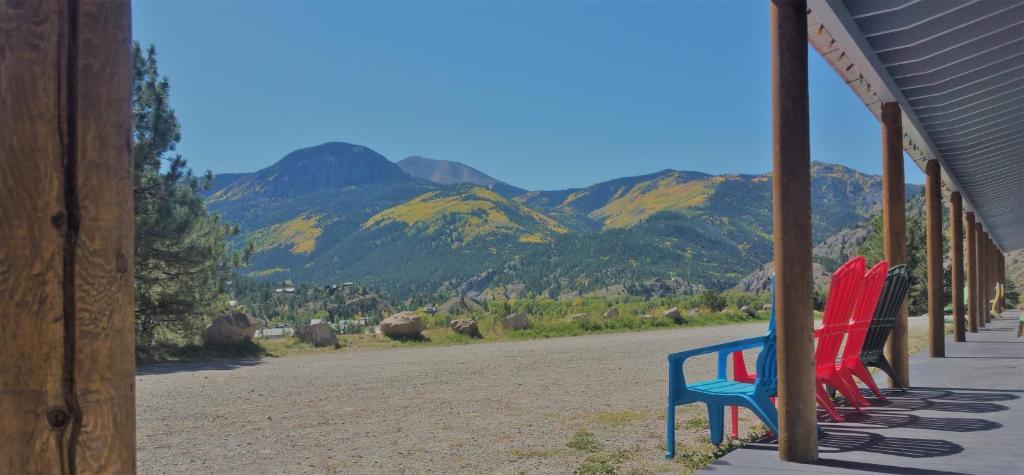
[745,395,779,437]
[816,384,845,421]
[708,403,725,446]
[873,355,904,390]
[730,406,739,439]
[665,402,676,459]
[838,368,871,408]
[849,360,885,400]
[826,373,866,412]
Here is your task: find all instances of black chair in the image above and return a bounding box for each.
[860,264,913,390]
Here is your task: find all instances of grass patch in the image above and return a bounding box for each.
[681,415,709,431]
[576,449,631,474]
[567,430,603,453]
[674,426,769,474]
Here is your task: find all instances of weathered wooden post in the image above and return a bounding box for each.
[976,223,987,327]
[965,212,979,333]
[881,101,909,387]
[770,0,817,462]
[0,0,136,472]
[949,192,965,342]
[924,160,943,357]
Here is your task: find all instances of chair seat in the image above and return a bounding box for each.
[688,378,755,395]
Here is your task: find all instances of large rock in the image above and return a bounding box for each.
[380,311,423,339]
[602,307,619,319]
[740,306,757,317]
[568,313,589,323]
[205,312,259,345]
[450,319,481,338]
[301,322,338,347]
[502,311,530,330]
[663,307,684,324]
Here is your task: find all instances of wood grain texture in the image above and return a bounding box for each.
[965,212,978,333]
[881,102,909,387]
[924,160,943,357]
[0,0,69,472]
[949,192,965,342]
[71,0,135,472]
[1,0,135,472]
[770,0,818,463]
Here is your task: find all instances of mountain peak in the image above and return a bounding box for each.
[396,156,527,198]
[228,142,413,198]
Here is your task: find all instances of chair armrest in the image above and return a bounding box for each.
[669,335,766,380]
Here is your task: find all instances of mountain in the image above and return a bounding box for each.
[397,156,527,198]
[205,141,922,300]
[363,185,566,246]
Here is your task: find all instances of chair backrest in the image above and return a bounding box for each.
[754,275,777,395]
[815,256,866,370]
[841,260,889,361]
[861,264,913,360]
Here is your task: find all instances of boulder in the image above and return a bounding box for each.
[301,322,338,347]
[568,313,589,323]
[602,307,619,319]
[450,319,481,338]
[502,311,530,330]
[380,311,424,339]
[663,307,685,324]
[740,306,757,317]
[205,312,259,345]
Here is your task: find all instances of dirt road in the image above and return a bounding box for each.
[137,318,927,474]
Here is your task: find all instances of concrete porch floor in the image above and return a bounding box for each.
[705,310,1024,475]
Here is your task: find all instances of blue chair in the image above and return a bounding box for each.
[665,280,778,458]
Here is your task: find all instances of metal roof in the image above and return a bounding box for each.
[809,0,1024,251]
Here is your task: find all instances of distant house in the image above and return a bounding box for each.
[256,326,294,339]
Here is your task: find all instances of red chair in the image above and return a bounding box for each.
[728,257,873,437]
[814,256,867,421]
[838,260,890,401]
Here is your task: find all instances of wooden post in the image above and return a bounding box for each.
[976,223,986,327]
[881,101,909,387]
[986,236,995,321]
[949,192,965,342]
[770,0,817,463]
[999,252,1006,311]
[0,1,135,472]
[965,212,978,333]
[925,160,944,357]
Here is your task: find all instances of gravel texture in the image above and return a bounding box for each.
[137,318,926,474]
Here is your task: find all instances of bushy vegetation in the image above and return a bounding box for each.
[132,43,247,347]
[416,291,771,340]
[858,194,946,316]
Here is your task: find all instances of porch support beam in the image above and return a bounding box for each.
[965,212,979,333]
[925,160,944,357]
[769,0,817,463]
[975,223,987,328]
[882,101,909,387]
[0,0,135,471]
[949,192,966,342]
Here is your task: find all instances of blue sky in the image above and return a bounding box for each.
[133,0,922,190]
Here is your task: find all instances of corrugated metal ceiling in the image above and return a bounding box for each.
[818,0,1024,251]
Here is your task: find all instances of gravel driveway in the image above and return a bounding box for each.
[137,318,927,474]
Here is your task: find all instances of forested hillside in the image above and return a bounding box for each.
[205,141,922,301]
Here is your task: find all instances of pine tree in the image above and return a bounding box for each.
[132,43,248,346]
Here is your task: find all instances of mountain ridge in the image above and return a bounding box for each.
[205,141,922,299]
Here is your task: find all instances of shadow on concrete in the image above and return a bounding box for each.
[136,359,264,375]
[838,412,1001,432]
